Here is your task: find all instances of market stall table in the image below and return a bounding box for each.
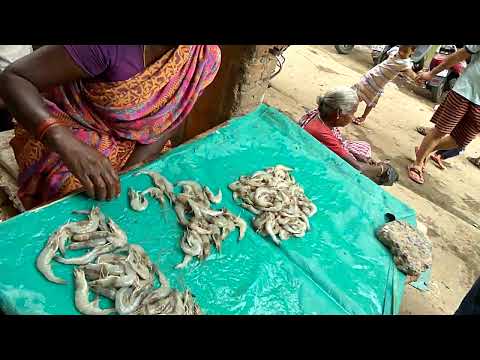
[0,104,415,315]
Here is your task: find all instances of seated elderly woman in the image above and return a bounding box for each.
[0,45,221,210]
[299,86,398,186]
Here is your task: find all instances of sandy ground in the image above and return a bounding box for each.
[264,45,480,315]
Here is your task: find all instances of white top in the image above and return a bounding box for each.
[453,45,480,105]
[0,45,33,71]
[387,46,399,57]
[359,54,412,94]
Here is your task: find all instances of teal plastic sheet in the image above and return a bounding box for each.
[0,104,416,315]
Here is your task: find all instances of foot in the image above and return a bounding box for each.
[430,153,446,170]
[407,164,425,184]
[353,116,366,125]
[414,147,427,172]
[468,157,480,168]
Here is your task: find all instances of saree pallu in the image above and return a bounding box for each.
[10,45,221,209]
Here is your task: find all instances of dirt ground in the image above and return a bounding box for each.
[263,45,480,315]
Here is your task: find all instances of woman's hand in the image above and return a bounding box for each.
[415,70,433,84]
[361,164,384,182]
[353,153,371,164]
[45,126,120,201]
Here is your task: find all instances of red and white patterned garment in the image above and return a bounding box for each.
[299,109,372,159]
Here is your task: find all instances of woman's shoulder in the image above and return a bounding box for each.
[64,45,144,82]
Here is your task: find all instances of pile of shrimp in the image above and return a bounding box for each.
[129,171,247,269]
[36,206,201,315]
[228,165,317,245]
[173,180,246,269]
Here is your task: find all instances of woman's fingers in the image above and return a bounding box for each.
[101,172,118,200]
[78,174,95,199]
[102,159,120,200]
[89,174,107,201]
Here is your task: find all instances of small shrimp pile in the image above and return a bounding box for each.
[128,171,176,212]
[228,165,317,245]
[128,171,247,269]
[173,180,247,269]
[36,207,201,315]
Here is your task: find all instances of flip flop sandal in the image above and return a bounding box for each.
[407,164,425,184]
[415,126,428,136]
[468,157,480,168]
[353,117,365,125]
[430,154,446,170]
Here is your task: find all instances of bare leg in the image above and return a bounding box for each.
[413,127,449,168]
[361,105,373,120]
[431,135,460,153]
[355,105,373,124]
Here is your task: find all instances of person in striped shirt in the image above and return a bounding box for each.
[409,45,480,184]
[353,45,418,125]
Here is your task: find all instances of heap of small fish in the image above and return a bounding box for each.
[128,172,247,269]
[36,206,201,315]
[228,165,317,245]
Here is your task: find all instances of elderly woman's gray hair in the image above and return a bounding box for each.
[316,86,359,119]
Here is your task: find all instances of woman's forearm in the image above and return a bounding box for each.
[342,153,382,181]
[0,69,53,136]
[123,138,170,170]
[431,48,470,75]
[0,46,89,142]
[123,122,184,170]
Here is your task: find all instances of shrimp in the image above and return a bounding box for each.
[73,268,115,315]
[203,186,222,204]
[71,231,110,242]
[175,255,193,269]
[128,188,149,212]
[66,207,101,234]
[36,229,69,285]
[55,244,115,265]
[68,238,108,250]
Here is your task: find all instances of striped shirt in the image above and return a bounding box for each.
[355,54,412,105]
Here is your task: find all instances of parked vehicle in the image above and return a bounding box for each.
[372,45,431,72]
[334,45,355,54]
[335,45,431,72]
[371,45,390,65]
[426,45,467,103]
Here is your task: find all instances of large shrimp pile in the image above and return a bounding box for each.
[36,207,201,315]
[129,172,247,269]
[228,165,317,245]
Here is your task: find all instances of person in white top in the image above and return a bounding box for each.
[352,45,418,124]
[0,45,33,131]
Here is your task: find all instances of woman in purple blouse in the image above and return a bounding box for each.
[0,45,221,209]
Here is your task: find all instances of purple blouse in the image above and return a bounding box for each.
[64,45,145,82]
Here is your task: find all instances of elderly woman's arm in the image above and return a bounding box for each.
[0,46,120,201]
[342,153,384,184]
